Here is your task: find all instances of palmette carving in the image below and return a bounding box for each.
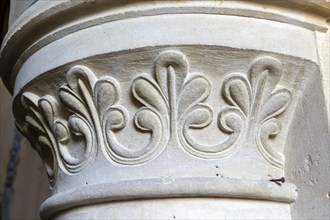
[16,93,59,185]
[16,51,293,184]
[132,51,211,158]
[180,103,247,158]
[221,56,292,168]
[103,76,166,165]
[57,66,165,165]
[56,66,105,172]
[132,52,291,168]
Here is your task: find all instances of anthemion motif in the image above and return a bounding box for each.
[3,1,329,219]
[16,50,292,185]
[180,55,292,169]
[220,57,292,168]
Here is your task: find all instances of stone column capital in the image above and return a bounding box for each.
[1,0,329,219]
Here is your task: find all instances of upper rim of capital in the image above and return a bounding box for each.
[0,0,329,94]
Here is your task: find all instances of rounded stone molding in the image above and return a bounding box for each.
[1,0,329,219]
[40,177,297,219]
[12,47,302,218]
[1,0,329,94]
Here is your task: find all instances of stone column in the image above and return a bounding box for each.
[1,1,329,219]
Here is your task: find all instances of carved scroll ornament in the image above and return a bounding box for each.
[16,50,292,185]
[221,57,292,168]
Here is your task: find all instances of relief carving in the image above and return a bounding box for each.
[16,93,59,185]
[221,56,292,168]
[56,66,113,172]
[132,50,210,157]
[16,51,292,184]
[54,65,168,166]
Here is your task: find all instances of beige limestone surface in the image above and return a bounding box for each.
[0,0,329,219]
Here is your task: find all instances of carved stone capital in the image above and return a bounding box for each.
[2,0,329,219]
[14,48,304,218]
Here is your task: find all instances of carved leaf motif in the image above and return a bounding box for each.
[132,50,219,160]
[62,65,167,165]
[54,121,69,144]
[58,87,91,121]
[132,76,168,114]
[258,118,284,167]
[221,56,292,169]
[62,116,94,168]
[249,58,291,169]
[39,96,57,128]
[104,107,127,130]
[248,56,281,99]
[21,92,39,109]
[38,136,56,182]
[222,74,251,116]
[57,64,167,166]
[25,115,45,132]
[184,105,213,129]
[178,75,210,119]
[182,105,245,156]
[94,77,119,116]
[104,106,165,164]
[102,53,184,164]
[155,50,188,100]
[258,89,292,122]
[178,69,249,158]
[38,101,53,127]
[16,52,293,175]
[66,65,97,94]
[218,107,245,134]
[16,93,59,186]
[55,66,107,172]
